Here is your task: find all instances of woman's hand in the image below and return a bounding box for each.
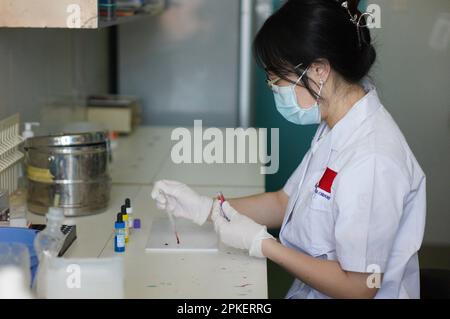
[151,180,214,225]
[212,201,274,258]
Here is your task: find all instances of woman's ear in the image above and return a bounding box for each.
[308,59,331,85]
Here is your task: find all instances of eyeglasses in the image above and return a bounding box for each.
[265,76,282,87]
[265,63,308,91]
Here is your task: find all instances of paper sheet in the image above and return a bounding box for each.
[145,218,218,253]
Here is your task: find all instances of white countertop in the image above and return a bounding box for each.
[26,126,267,298]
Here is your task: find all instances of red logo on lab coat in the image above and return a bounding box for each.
[316,167,338,193]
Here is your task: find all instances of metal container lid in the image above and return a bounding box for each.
[25,131,108,148]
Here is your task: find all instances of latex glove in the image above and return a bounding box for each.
[213,201,274,258]
[151,180,213,225]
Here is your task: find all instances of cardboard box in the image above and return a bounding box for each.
[87,95,141,134]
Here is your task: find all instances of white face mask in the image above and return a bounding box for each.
[270,67,324,125]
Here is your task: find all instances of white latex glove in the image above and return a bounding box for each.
[212,201,274,258]
[151,180,213,225]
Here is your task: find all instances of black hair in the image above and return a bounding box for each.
[253,0,376,99]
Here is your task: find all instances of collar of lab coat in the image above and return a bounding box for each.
[329,77,381,152]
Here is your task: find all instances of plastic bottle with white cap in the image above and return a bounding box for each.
[22,122,40,140]
[34,205,65,260]
[33,200,65,298]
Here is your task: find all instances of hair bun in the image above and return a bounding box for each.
[356,43,376,79]
[254,0,377,84]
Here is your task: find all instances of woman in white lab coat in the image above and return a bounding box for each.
[152,0,426,299]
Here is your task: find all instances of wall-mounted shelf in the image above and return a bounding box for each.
[0,0,162,29]
[98,12,151,29]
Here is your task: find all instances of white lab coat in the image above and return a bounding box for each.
[279,79,426,299]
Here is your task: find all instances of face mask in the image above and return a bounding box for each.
[271,69,324,125]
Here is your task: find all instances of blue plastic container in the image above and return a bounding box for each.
[0,227,39,281]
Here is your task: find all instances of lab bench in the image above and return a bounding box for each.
[25,126,267,299]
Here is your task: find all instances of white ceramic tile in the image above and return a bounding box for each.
[154,161,265,187]
[109,127,175,184]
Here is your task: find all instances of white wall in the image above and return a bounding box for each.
[0,28,109,125]
[119,0,240,127]
[370,0,450,245]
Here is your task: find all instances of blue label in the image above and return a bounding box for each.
[314,187,331,200]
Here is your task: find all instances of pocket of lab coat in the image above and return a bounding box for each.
[307,192,335,256]
[310,191,332,211]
